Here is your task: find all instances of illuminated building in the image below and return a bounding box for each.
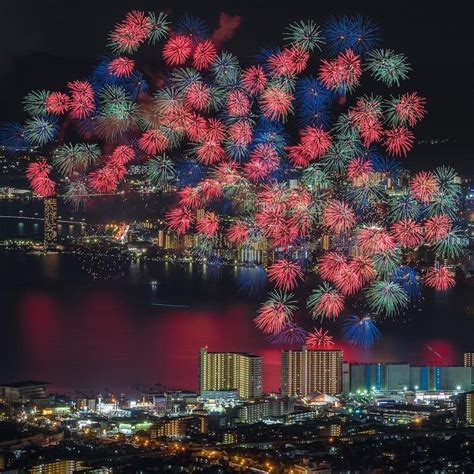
[199,347,262,400]
[43,197,58,245]
[0,381,48,402]
[281,347,343,396]
[343,363,474,393]
[28,460,112,473]
[467,392,474,425]
[150,414,208,439]
[236,397,295,423]
[464,352,474,367]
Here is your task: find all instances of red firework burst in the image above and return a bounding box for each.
[394,92,427,127]
[178,186,202,209]
[347,157,373,183]
[293,126,332,163]
[108,57,135,77]
[348,256,376,284]
[384,127,414,157]
[306,328,335,349]
[88,167,118,193]
[267,259,304,291]
[318,252,347,281]
[184,112,208,141]
[200,178,222,201]
[165,207,194,234]
[227,90,251,117]
[336,49,362,86]
[357,227,396,255]
[260,86,294,121]
[334,265,363,296]
[110,11,152,52]
[68,80,95,119]
[205,118,226,143]
[138,129,169,155]
[227,221,250,245]
[254,295,295,335]
[162,35,193,66]
[424,266,455,291]
[196,212,219,237]
[228,120,253,146]
[26,161,56,197]
[322,200,355,234]
[318,59,345,90]
[195,141,225,165]
[183,82,211,111]
[244,143,280,181]
[424,215,452,243]
[45,92,71,115]
[312,288,345,318]
[192,39,217,70]
[390,219,424,247]
[110,145,135,165]
[241,65,268,95]
[410,171,438,203]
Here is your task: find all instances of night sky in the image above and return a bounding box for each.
[0,0,472,148]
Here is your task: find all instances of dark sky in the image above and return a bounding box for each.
[0,0,472,144]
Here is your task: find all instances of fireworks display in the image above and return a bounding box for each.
[2,10,467,348]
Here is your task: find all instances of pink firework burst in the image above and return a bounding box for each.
[162,35,193,66]
[260,85,294,121]
[244,143,280,181]
[45,92,71,115]
[410,171,438,203]
[165,207,194,234]
[318,252,347,281]
[242,65,268,95]
[108,57,135,77]
[306,328,335,349]
[318,59,345,90]
[26,161,56,197]
[267,259,304,291]
[424,266,455,291]
[357,227,396,255]
[196,212,219,237]
[390,219,424,247]
[192,39,217,70]
[384,127,414,157]
[322,200,355,234]
[424,215,452,243]
[138,129,169,155]
[394,92,427,127]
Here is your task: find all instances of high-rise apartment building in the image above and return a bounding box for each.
[464,352,474,367]
[199,347,263,399]
[44,197,58,245]
[281,347,343,396]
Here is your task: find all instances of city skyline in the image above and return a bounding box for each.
[0,1,472,471]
